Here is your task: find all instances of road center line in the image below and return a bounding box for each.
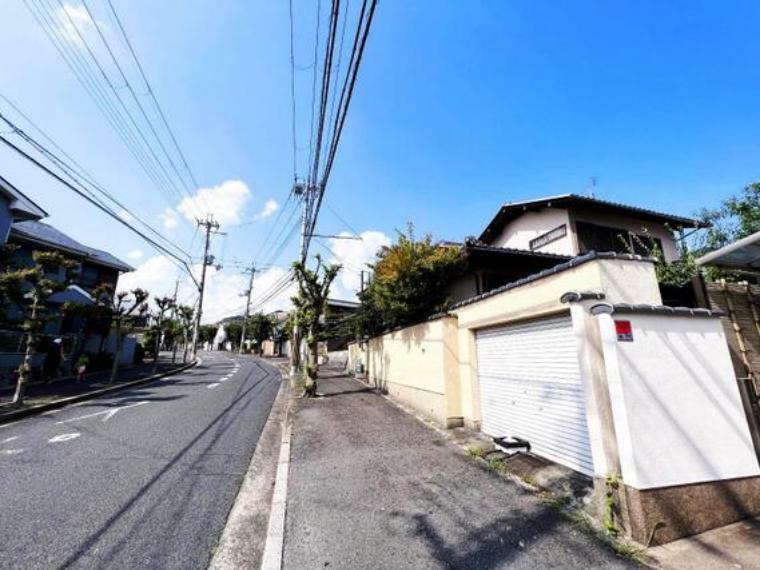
[208,383,220,389]
[2,436,19,444]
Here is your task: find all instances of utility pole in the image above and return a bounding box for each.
[190,214,223,360]
[239,264,256,355]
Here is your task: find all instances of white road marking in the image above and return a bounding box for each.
[207,383,220,389]
[49,433,80,443]
[41,409,62,416]
[2,436,19,444]
[56,401,149,425]
[2,448,24,455]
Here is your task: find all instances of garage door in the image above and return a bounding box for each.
[476,314,594,476]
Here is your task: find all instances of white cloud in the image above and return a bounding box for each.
[177,179,251,226]
[255,199,279,220]
[159,208,179,230]
[57,3,103,45]
[126,249,143,261]
[324,230,391,300]
[117,255,296,324]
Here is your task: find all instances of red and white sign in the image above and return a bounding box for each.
[615,320,633,342]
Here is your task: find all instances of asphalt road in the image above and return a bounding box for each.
[0,352,282,570]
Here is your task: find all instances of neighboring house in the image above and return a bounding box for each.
[478,193,706,262]
[0,175,47,243]
[443,193,708,304]
[446,241,570,303]
[8,220,132,295]
[324,298,359,352]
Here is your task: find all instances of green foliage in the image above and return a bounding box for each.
[696,182,760,281]
[246,312,274,352]
[620,231,699,287]
[292,255,341,396]
[198,324,218,344]
[603,473,622,537]
[360,224,466,333]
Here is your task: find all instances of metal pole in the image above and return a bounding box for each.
[239,265,255,354]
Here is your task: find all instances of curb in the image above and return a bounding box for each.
[260,381,293,570]
[209,367,291,570]
[0,358,199,425]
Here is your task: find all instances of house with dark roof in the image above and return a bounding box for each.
[8,220,133,297]
[478,193,706,262]
[443,194,707,303]
[0,175,47,242]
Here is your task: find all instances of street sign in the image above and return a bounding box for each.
[615,320,633,342]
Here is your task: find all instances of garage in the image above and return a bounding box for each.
[476,313,594,476]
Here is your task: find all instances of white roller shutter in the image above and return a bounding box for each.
[476,314,594,476]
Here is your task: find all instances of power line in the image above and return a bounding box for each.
[0,132,198,285]
[104,0,204,199]
[288,0,299,183]
[50,0,187,206]
[304,0,378,257]
[80,0,201,213]
[24,0,200,216]
[0,103,187,260]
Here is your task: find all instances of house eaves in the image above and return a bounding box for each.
[9,220,133,273]
[479,193,708,244]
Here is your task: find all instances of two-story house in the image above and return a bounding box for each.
[447,194,707,303]
[0,175,47,244]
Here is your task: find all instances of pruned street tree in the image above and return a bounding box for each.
[0,251,77,407]
[151,296,174,373]
[107,287,149,384]
[292,255,341,397]
[177,305,195,362]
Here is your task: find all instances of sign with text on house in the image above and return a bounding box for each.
[615,320,634,342]
[529,224,567,250]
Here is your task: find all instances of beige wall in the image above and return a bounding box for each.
[364,255,661,431]
[367,317,461,427]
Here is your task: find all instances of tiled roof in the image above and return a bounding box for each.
[590,303,724,318]
[465,243,571,261]
[451,251,654,309]
[0,175,47,221]
[9,220,133,272]
[479,193,708,243]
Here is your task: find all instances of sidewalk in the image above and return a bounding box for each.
[282,372,633,569]
[0,354,190,416]
[647,516,760,569]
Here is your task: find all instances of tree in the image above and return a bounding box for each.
[246,312,274,354]
[292,256,341,397]
[151,297,174,372]
[696,182,760,281]
[106,287,149,384]
[0,251,77,406]
[177,305,195,362]
[198,324,219,346]
[360,225,465,333]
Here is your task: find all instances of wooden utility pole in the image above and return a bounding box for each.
[190,214,223,359]
[239,264,256,354]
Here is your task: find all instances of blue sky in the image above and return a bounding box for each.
[1,1,759,320]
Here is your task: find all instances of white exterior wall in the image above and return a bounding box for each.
[491,208,573,255]
[597,312,760,489]
[489,206,680,261]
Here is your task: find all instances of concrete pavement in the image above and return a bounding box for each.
[0,352,281,569]
[283,374,633,569]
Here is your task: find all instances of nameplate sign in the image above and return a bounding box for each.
[529,224,567,251]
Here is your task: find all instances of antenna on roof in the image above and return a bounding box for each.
[587,177,597,198]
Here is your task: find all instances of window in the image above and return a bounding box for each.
[576,222,663,256]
